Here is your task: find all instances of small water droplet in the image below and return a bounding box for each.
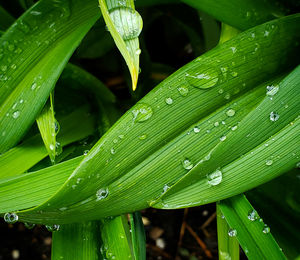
[220,136,227,142]
[49,144,55,151]
[226,109,235,117]
[228,228,237,237]
[193,126,200,133]
[177,85,189,96]
[214,122,219,127]
[262,225,270,234]
[83,150,89,155]
[182,159,193,170]
[224,93,231,100]
[231,125,238,131]
[139,134,147,140]
[31,82,37,90]
[269,112,279,122]
[163,184,169,193]
[96,188,109,201]
[207,169,222,186]
[132,103,153,122]
[265,159,273,166]
[4,213,18,224]
[248,210,259,221]
[165,97,173,105]
[135,48,141,55]
[110,148,115,154]
[185,66,219,89]
[266,85,279,96]
[12,111,20,119]
[46,224,60,232]
[230,47,237,53]
[109,7,143,40]
[24,223,35,229]
[119,134,124,139]
[230,71,238,77]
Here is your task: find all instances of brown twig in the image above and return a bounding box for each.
[186,224,213,259]
[147,244,172,259]
[201,212,216,230]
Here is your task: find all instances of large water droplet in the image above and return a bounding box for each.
[46,224,60,232]
[96,188,109,201]
[228,228,237,237]
[207,169,222,186]
[265,159,273,166]
[269,112,279,122]
[109,7,143,40]
[132,103,153,122]
[4,213,18,224]
[247,210,259,221]
[182,159,193,170]
[185,66,219,89]
[193,126,200,133]
[177,85,189,96]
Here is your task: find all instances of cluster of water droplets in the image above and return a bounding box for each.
[45,224,60,232]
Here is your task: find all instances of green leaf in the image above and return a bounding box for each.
[218,194,286,259]
[0,105,95,178]
[182,0,288,30]
[1,15,299,224]
[217,204,239,260]
[98,0,142,90]
[36,92,59,163]
[130,212,146,260]
[52,221,101,260]
[0,0,100,153]
[100,215,135,259]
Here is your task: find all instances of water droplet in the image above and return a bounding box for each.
[139,134,147,140]
[220,136,227,142]
[110,148,116,154]
[207,169,222,186]
[109,7,143,40]
[119,134,124,139]
[185,66,219,89]
[193,127,200,133]
[266,85,279,96]
[214,122,219,127]
[12,111,20,119]
[230,71,238,77]
[55,142,62,156]
[177,85,189,96]
[165,97,173,105]
[262,225,270,234]
[228,229,237,237]
[182,159,193,170]
[226,109,235,117]
[46,224,60,232]
[224,93,231,100]
[132,103,153,122]
[31,82,37,90]
[231,125,238,131]
[24,223,35,229]
[30,10,42,15]
[135,48,141,55]
[269,112,279,122]
[248,210,259,221]
[96,188,109,201]
[265,159,273,166]
[83,150,89,155]
[163,184,169,193]
[4,213,18,224]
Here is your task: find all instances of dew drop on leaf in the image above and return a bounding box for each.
[247,210,259,221]
[185,66,219,89]
[96,188,109,201]
[220,135,227,142]
[269,112,279,122]
[207,169,222,186]
[4,213,18,224]
[182,159,193,170]
[265,159,273,166]
[177,85,189,96]
[12,111,20,119]
[226,109,235,117]
[165,97,173,105]
[46,224,60,232]
[266,85,279,96]
[109,7,143,40]
[193,126,200,133]
[139,134,147,140]
[132,103,153,122]
[228,228,237,237]
[262,225,270,234]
